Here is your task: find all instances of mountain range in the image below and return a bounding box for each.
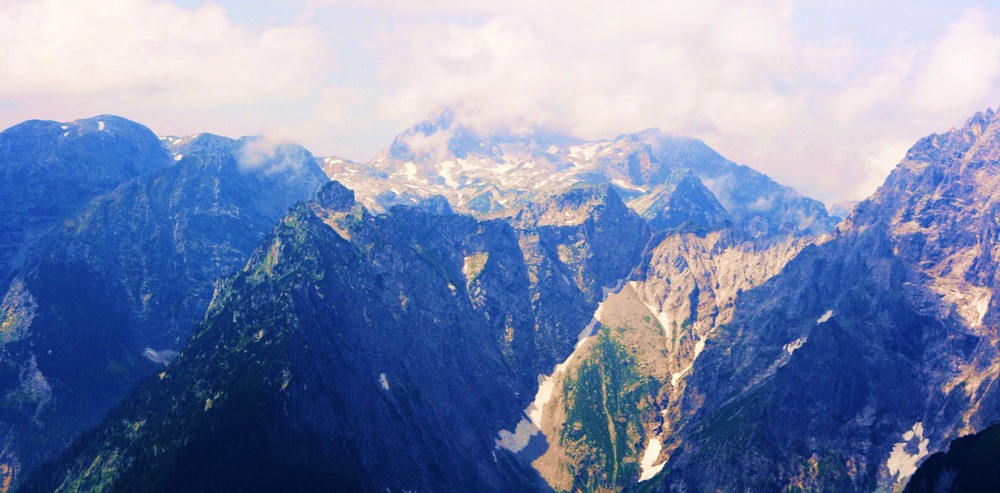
[322,108,838,241]
[1,106,998,492]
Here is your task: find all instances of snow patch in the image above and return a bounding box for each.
[631,281,674,339]
[456,157,477,172]
[528,373,557,427]
[639,437,665,482]
[936,285,992,328]
[579,290,614,340]
[490,159,516,175]
[817,310,833,324]
[143,347,179,366]
[438,160,459,188]
[497,278,627,453]
[784,337,807,355]
[613,179,646,193]
[496,417,539,452]
[671,336,706,388]
[886,421,930,482]
[569,142,603,161]
[646,302,672,339]
[379,373,390,390]
[403,162,417,181]
[972,289,991,327]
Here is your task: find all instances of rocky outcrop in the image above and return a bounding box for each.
[904,422,1000,493]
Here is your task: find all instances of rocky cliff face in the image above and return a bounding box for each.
[631,108,1000,492]
[513,227,807,492]
[0,129,327,489]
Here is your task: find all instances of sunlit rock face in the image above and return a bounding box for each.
[636,109,1000,492]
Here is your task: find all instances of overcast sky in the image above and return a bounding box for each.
[1,0,998,203]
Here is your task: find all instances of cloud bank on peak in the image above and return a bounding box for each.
[364,1,999,203]
[1,0,997,204]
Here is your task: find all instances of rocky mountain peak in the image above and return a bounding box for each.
[0,115,169,177]
[0,115,172,284]
[635,106,1000,492]
[382,108,577,167]
[315,180,356,212]
[513,183,625,227]
[162,132,237,158]
[385,108,497,163]
[899,107,999,166]
[628,169,733,233]
[846,106,1000,235]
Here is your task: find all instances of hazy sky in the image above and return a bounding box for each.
[1,0,998,203]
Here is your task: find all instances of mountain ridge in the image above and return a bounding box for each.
[0,119,328,489]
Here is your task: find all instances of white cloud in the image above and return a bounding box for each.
[855,139,913,200]
[376,1,804,141]
[363,2,999,202]
[0,0,326,107]
[1,1,997,203]
[829,46,919,124]
[910,8,1000,117]
[271,84,364,150]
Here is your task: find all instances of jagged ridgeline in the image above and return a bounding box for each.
[633,108,1000,492]
[0,119,327,490]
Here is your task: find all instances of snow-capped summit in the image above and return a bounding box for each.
[324,109,837,240]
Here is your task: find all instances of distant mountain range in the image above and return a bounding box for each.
[321,108,838,241]
[2,107,999,492]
